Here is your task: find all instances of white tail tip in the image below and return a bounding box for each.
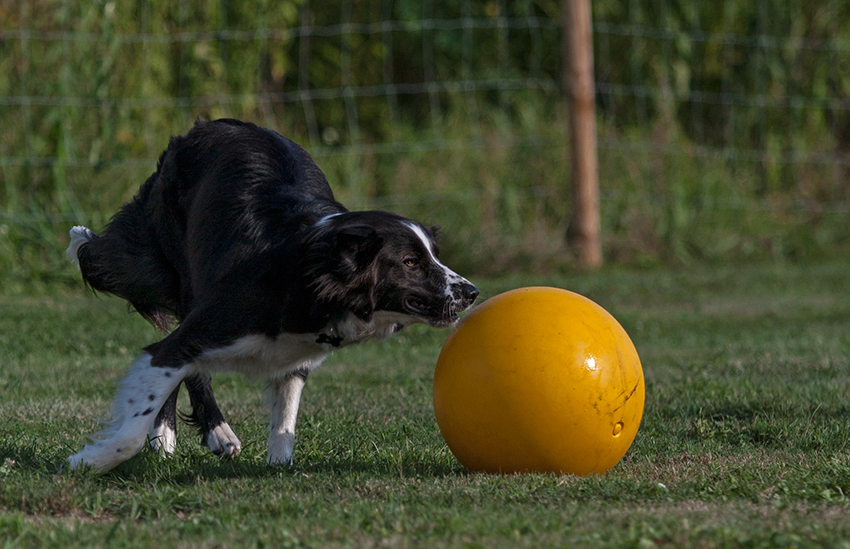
[67,226,95,268]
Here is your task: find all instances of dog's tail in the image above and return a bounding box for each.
[67,226,97,269]
[66,224,178,332]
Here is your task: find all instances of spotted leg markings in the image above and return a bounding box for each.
[67,353,192,472]
[205,422,242,458]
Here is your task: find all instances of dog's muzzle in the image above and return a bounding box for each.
[440,280,479,326]
[402,280,479,328]
[452,281,479,311]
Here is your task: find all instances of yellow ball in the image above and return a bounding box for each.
[433,287,644,475]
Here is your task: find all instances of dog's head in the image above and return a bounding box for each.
[306,211,479,329]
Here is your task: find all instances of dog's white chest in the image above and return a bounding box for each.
[197,333,332,378]
[193,312,415,379]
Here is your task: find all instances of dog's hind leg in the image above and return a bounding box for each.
[149,386,179,455]
[68,354,192,472]
[183,372,242,458]
[150,373,242,458]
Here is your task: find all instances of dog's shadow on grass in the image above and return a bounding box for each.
[298,457,466,478]
[161,455,467,484]
[2,440,466,482]
[0,444,45,473]
[0,443,94,478]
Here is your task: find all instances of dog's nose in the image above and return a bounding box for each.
[462,283,479,304]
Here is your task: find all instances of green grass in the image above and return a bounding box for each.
[2,263,850,547]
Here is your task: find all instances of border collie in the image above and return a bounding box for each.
[66,119,478,472]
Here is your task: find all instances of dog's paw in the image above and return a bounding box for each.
[67,440,141,473]
[149,423,177,455]
[204,423,242,459]
[267,432,295,467]
[66,451,92,471]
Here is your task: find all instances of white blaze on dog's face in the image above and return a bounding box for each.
[370,220,479,328]
[308,211,479,330]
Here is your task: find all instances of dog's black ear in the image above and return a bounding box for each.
[326,225,381,322]
[335,225,383,270]
[306,224,382,323]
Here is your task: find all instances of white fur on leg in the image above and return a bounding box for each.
[66,226,95,268]
[267,374,306,466]
[205,423,242,458]
[149,422,177,455]
[268,432,296,466]
[68,354,193,472]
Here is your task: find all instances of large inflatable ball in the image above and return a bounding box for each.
[433,287,644,475]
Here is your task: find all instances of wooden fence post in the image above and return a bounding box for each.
[563,0,602,268]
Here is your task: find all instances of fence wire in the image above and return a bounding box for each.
[1,0,848,268]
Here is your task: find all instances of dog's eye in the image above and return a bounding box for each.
[403,257,419,268]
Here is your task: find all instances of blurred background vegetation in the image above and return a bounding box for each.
[1,0,849,293]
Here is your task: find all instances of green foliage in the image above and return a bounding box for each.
[2,264,850,546]
[2,1,850,293]
[593,0,850,198]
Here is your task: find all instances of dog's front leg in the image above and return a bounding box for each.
[268,369,309,466]
[68,354,192,472]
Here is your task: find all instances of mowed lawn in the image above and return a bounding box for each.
[2,263,850,548]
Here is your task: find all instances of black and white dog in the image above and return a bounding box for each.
[66,119,478,472]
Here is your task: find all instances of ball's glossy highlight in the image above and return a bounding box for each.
[433,287,644,475]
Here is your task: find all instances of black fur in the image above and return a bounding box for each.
[71,119,478,460]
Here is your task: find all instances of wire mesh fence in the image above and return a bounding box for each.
[1,0,849,289]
